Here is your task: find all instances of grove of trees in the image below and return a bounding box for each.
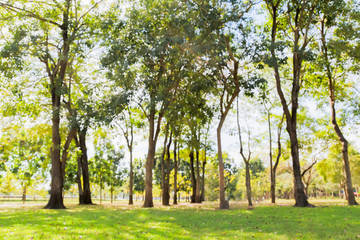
[0,0,360,209]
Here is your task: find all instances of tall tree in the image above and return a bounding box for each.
[0,0,104,209]
[314,0,358,205]
[102,0,193,207]
[264,0,318,207]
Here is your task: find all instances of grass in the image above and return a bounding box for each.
[0,199,359,239]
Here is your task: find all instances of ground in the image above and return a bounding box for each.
[0,199,359,239]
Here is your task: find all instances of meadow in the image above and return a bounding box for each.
[0,199,359,239]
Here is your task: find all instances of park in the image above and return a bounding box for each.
[1,0,360,239]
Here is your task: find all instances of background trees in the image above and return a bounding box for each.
[0,0,360,209]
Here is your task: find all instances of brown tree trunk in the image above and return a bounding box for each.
[111,187,114,204]
[129,150,134,205]
[201,157,206,202]
[22,184,27,204]
[189,151,196,203]
[79,129,93,205]
[267,3,311,207]
[100,187,102,205]
[163,131,172,206]
[245,162,253,207]
[76,137,84,204]
[319,21,358,206]
[143,93,164,208]
[173,140,178,205]
[45,92,65,209]
[195,150,202,203]
[161,124,169,206]
[217,117,229,209]
[44,4,71,209]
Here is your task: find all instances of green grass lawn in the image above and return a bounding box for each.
[0,199,359,239]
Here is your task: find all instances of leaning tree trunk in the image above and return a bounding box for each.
[79,129,93,205]
[320,21,358,206]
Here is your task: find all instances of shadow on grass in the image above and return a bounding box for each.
[0,203,359,239]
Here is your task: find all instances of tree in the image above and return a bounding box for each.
[316,0,358,205]
[263,0,318,207]
[0,0,104,209]
[102,0,194,207]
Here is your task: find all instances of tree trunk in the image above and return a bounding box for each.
[189,151,196,203]
[161,124,169,206]
[76,141,84,204]
[22,184,27,204]
[319,21,358,206]
[173,140,178,205]
[270,170,276,204]
[163,131,172,206]
[100,187,102,205]
[195,150,201,203]
[44,92,65,209]
[268,2,312,208]
[111,187,113,204]
[217,117,229,209]
[129,150,134,205]
[245,162,253,207]
[79,129,93,205]
[143,97,163,207]
[201,158,206,202]
[44,5,70,210]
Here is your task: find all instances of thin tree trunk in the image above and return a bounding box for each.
[75,136,84,204]
[217,116,229,209]
[163,131,172,206]
[100,187,102,205]
[161,124,169,206]
[201,156,206,202]
[22,184,26,204]
[267,3,311,207]
[245,165,253,206]
[189,151,196,203]
[173,140,178,205]
[319,21,358,206]
[129,149,134,205]
[195,150,201,203]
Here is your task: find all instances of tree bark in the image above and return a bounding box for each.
[217,116,229,209]
[195,150,202,203]
[44,1,71,209]
[173,140,178,205]
[201,156,206,202]
[22,184,27,204]
[129,149,134,205]
[245,162,253,207]
[267,2,312,207]
[189,151,196,203]
[163,131,172,206]
[79,129,93,205]
[75,136,84,204]
[319,20,358,206]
